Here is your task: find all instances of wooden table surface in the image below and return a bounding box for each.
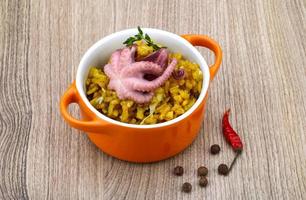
[1,0,305,199]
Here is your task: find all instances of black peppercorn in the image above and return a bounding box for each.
[218,164,229,175]
[173,166,184,176]
[182,182,192,193]
[197,166,208,176]
[210,144,221,155]
[199,177,208,187]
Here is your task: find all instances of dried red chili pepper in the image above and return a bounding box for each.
[222,109,243,152]
[220,109,244,175]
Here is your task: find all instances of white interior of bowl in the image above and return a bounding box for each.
[76,28,210,128]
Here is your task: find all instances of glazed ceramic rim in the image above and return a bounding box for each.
[76,28,210,129]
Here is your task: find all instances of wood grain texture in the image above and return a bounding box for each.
[0,0,305,199]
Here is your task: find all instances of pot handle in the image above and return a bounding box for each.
[181,34,222,80]
[60,82,105,132]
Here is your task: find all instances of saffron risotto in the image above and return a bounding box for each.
[86,42,203,124]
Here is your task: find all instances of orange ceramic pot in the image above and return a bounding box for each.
[60,28,222,163]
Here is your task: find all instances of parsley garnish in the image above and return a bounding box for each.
[123,26,163,50]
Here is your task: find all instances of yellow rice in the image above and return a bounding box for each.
[86,41,203,124]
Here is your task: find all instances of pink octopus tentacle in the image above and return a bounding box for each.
[123,61,164,77]
[140,48,168,68]
[104,63,116,79]
[153,48,168,68]
[118,46,136,69]
[104,50,121,79]
[131,59,177,92]
[130,45,137,63]
[110,50,121,65]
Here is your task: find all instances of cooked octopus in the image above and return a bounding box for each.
[104,46,177,103]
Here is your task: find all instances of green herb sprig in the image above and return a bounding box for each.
[123,26,163,50]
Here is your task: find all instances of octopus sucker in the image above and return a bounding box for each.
[104,46,177,103]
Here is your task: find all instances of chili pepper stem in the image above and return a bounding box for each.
[228,151,241,173]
